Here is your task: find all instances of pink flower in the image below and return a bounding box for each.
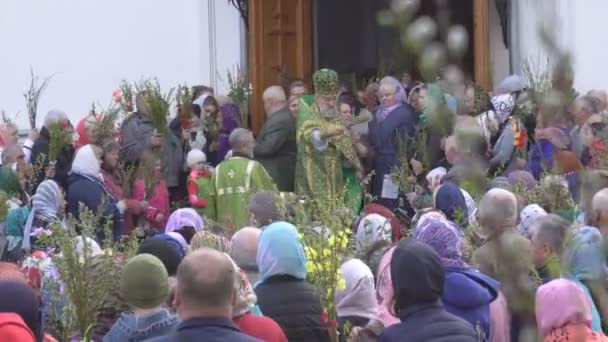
[112,89,122,103]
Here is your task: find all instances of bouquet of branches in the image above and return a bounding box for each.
[91,103,121,147]
[113,80,134,114]
[226,66,251,128]
[46,202,128,341]
[47,122,72,165]
[136,78,173,136]
[291,188,353,342]
[23,67,52,130]
[176,84,193,127]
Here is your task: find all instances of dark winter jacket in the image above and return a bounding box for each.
[145,317,261,342]
[368,104,416,209]
[255,275,330,342]
[380,239,477,342]
[119,112,155,163]
[103,309,179,342]
[67,172,123,242]
[30,126,75,191]
[379,301,479,342]
[254,107,297,192]
[442,267,499,341]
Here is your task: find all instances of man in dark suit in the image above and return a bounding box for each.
[254,86,296,192]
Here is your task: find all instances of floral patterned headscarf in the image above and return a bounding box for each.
[355,214,392,253]
[226,254,257,317]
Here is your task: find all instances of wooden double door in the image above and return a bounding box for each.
[249,0,490,133]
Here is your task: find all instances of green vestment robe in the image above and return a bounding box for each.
[208,156,277,229]
[294,96,362,203]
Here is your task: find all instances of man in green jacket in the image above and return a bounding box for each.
[208,128,277,229]
[254,85,297,192]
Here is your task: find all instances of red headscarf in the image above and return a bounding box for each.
[363,203,404,241]
[74,114,100,149]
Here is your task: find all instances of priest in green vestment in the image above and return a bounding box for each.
[295,69,364,203]
[207,128,277,229]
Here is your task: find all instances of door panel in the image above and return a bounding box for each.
[249,0,313,133]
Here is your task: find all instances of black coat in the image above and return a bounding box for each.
[379,301,479,342]
[254,107,297,192]
[255,275,330,342]
[30,127,75,191]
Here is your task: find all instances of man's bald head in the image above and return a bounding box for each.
[591,188,608,234]
[478,188,518,237]
[230,227,261,271]
[176,248,235,312]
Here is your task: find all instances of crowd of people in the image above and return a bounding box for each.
[0,66,607,342]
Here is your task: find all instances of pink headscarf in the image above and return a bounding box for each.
[536,279,592,337]
[375,246,399,327]
[164,208,205,233]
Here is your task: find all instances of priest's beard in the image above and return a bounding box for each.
[318,104,338,120]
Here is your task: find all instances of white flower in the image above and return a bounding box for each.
[391,0,420,13]
[447,25,469,58]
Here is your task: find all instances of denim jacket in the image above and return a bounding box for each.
[103,308,179,342]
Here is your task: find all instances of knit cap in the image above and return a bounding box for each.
[120,254,169,309]
[187,149,207,167]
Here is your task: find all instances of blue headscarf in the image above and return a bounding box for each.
[563,226,605,333]
[256,222,307,283]
[434,182,468,225]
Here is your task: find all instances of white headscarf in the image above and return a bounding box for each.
[71,144,101,180]
[517,204,548,239]
[356,214,392,253]
[22,179,63,252]
[335,259,377,320]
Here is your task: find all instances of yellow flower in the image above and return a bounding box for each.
[337,277,346,290]
[322,248,331,258]
[328,235,336,248]
[306,261,317,273]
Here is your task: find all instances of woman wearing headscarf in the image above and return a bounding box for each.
[223,255,288,342]
[101,141,146,234]
[379,239,478,341]
[254,222,329,342]
[362,203,405,242]
[216,102,242,162]
[164,208,205,244]
[21,180,64,254]
[536,279,608,341]
[563,226,606,333]
[516,204,548,239]
[334,259,377,340]
[368,76,416,209]
[487,94,523,176]
[132,160,169,230]
[66,144,123,242]
[348,246,398,341]
[190,230,231,252]
[355,213,392,255]
[416,218,508,342]
[434,181,469,227]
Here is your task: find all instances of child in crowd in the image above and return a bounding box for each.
[133,160,170,231]
[186,149,213,216]
[104,254,178,342]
